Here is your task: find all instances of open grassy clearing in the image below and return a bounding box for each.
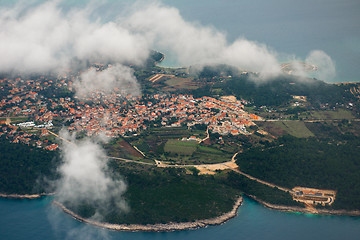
[197,145,224,154]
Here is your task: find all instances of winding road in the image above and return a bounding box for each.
[49,129,291,194]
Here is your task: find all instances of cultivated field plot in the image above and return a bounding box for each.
[255,121,286,138]
[150,127,206,139]
[164,140,198,155]
[164,77,199,90]
[129,127,235,164]
[274,121,314,138]
[148,74,175,83]
[130,127,206,155]
[105,138,144,160]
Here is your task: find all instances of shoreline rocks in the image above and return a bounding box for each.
[0,192,54,199]
[248,195,360,217]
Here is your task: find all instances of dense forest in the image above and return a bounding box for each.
[236,135,360,210]
[220,75,354,107]
[0,137,60,194]
[224,171,300,207]
[192,65,355,107]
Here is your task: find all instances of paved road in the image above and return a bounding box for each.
[229,167,292,193]
[108,156,155,166]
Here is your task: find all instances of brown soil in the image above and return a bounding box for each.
[118,140,144,158]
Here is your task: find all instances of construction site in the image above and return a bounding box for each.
[292,187,336,206]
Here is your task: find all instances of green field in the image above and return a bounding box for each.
[130,127,207,158]
[0,117,29,124]
[309,109,354,120]
[164,139,198,155]
[274,121,314,138]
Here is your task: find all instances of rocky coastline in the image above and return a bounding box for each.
[248,195,360,217]
[2,191,359,222]
[53,196,243,232]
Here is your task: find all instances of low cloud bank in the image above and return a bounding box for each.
[126,3,281,78]
[0,0,337,88]
[0,1,149,73]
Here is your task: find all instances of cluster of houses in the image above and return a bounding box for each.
[67,93,261,137]
[0,123,59,151]
[0,73,262,149]
[16,120,53,128]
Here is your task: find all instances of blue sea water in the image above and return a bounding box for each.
[0,196,359,240]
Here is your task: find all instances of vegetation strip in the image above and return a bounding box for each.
[53,196,243,232]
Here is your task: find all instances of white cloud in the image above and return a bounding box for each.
[74,64,140,99]
[0,1,149,73]
[305,50,336,81]
[221,39,281,78]
[126,2,281,78]
[55,130,128,220]
[0,0,336,82]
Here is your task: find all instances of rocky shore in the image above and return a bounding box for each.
[53,196,243,232]
[248,195,360,216]
[0,192,54,199]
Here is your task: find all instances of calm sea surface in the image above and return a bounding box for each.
[0,196,359,240]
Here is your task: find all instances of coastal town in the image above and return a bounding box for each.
[0,72,261,151]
